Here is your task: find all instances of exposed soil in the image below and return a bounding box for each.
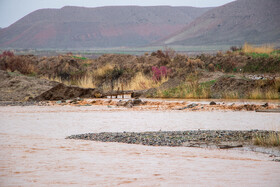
[44,98,280,113]
[34,83,101,101]
[0,70,59,101]
[211,76,257,98]
[0,70,101,102]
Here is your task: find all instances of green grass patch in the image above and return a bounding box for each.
[200,80,217,87]
[157,80,216,99]
[270,50,280,56]
[72,56,87,60]
[82,63,91,67]
[7,71,23,76]
[247,52,269,58]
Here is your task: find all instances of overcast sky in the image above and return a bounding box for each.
[0,0,235,28]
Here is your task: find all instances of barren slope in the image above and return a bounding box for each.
[0,6,211,48]
[163,0,280,46]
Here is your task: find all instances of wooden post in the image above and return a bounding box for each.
[121,83,124,99]
[117,87,120,99]
[111,80,114,99]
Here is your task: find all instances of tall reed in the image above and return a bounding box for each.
[243,42,274,54]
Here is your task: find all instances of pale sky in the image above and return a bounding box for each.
[0,0,235,28]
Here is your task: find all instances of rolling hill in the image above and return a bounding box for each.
[163,0,280,46]
[0,6,211,49]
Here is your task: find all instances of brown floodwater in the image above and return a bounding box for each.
[0,105,280,186]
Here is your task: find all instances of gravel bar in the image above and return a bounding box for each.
[66,130,279,147]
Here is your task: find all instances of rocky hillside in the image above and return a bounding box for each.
[0,6,211,49]
[163,0,280,46]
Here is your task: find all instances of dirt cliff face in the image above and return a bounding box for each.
[0,70,103,102]
[210,76,257,98]
[0,6,211,48]
[34,84,100,101]
[0,70,59,101]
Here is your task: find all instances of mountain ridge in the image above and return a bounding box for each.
[0,6,211,49]
[162,0,280,46]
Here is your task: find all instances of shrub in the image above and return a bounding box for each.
[151,50,171,65]
[164,47,176,59]
[0,56,36,75]
[208,63,215,72]
[243,56,280,73]
[172,54,188,68]
[186,59,205,72]
[0,51,14,58]
[230,46,241,52]
[151,50,166,58]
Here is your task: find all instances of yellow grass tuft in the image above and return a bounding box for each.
[43,76,71,86]
[243,42,275,54]
[221,91,240,99]
[245,89,279,100]
[42,75,96,88]
[248,89,261,99]
[248,79,280,99]
[183,84,210,99]
[126,72,168,90]
[253,132,280,147]
[77,74,96,88]
[94,64,114,78]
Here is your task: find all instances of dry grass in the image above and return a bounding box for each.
[248,79,280,99]
[184,84,210,99]
[243,42,275,54]
[77,74,96,88]
[88,72,168,92]
[44,74,96,88]
[94,64,114,78]
[125,72,168,90]
[248,89,279,99]
[43,76,72,86]
[253,132,280,147]
[248,89,264,99]
[220,91,240,99]
[157,82,212,99]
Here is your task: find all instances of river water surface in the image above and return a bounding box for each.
[0,105,280,186]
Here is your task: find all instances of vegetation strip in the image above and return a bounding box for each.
[66,130,280,147]
[1,43,280,101]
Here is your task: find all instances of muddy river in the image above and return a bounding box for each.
[0,105,280,186]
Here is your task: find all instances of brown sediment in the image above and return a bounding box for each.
[1,105,280,186]
[45,98,279,112]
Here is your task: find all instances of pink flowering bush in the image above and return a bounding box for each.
[152,66,170,82]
